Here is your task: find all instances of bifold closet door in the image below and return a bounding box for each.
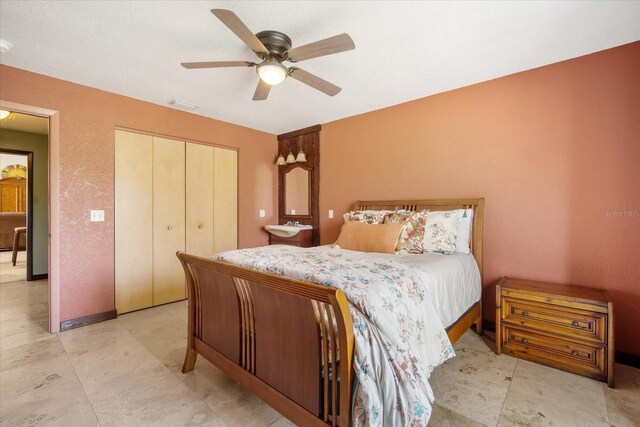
[185,143,214,257]
[153,137,186,305]
[213,147,238,253]
[115,130,153,313]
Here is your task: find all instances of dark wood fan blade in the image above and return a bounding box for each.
[211,9,269,55]
[289,68,341,96]
[181,61,255,69]
[286,33,355,62]
[252,79,271,101]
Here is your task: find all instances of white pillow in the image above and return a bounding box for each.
[423,210,463,254]
[454,209,474,254]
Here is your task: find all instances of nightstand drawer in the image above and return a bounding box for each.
[502,327,606,378]
[502,298,606,344]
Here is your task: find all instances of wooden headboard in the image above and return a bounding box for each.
[354,198,485,280]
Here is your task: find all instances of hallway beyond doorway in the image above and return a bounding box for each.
[0,250,26,284]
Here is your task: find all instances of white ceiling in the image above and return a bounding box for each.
[0,112,49,135]
[1,1,639,135]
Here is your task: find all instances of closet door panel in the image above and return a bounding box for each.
[186,143,215,257]
[115,130,153,313]
[213,147,238,253]
[153,137,186,305]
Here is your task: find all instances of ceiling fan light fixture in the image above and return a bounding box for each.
[182,10,354,101]
[257,60,287,86]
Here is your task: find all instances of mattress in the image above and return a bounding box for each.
[325,248,482,328]
[393,251,481,328]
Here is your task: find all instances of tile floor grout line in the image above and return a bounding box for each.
[58,332,103,426]
[267,416,284,427]
[601,382,612,427]
[146,308,276,427]
[118,312,231,426]
[494,358,518,427]
[169,359,237,427]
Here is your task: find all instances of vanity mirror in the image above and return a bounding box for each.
[284,167,309,215]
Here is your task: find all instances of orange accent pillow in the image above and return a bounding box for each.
[335,221,403,254]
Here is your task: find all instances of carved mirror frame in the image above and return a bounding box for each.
[277,125,320,246]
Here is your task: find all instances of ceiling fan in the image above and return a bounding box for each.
[181,9,355,101]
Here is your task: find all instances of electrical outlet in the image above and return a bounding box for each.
[328,210,334,219]
[290,209,296,215]
[90,210,105,222]
[259,209,266,218]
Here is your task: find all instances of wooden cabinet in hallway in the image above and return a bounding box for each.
[0,179,27,213]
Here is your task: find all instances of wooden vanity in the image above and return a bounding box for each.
[268,229,313,248]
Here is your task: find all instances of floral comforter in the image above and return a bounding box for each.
[212,245,455,426]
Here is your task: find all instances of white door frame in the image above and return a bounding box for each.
[1,100,61,333]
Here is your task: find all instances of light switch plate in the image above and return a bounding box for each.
[90,210,105,222]
[290,209,296,215]
[328,210,334,219]
[259,209,266,218]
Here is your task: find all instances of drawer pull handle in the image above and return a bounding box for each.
[572,321,579,327]
[522,311,529,317]
[521,338,528,344]
[571,350,579,357]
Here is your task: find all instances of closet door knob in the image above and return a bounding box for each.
[198,224,204,229]
[167,225,172,231]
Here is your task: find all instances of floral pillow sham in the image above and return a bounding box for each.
[423,210,463,254]
[343,210,391,224]
[384,210,429,254]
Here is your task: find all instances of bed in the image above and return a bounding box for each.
[177,198,484,426]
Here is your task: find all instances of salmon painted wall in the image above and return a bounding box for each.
[320,42,640,355]
[0,65,277,322]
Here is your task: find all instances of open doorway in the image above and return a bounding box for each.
[0,110,49,332]
[0,151,30,280]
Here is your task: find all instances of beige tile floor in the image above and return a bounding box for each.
[1,254,638,426]
[0,250,26,284]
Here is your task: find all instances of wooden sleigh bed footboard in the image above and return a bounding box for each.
[178,253,355,427]
[177,198,485,427]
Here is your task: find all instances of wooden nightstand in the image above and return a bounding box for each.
[496,277,614,387]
